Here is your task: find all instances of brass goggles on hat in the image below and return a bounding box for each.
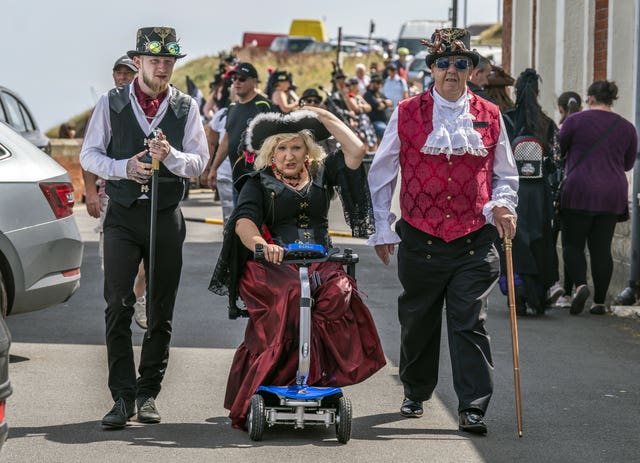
[435,57,470,70]
[144,41,181,55]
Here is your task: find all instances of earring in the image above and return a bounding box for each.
[304,157,309,168]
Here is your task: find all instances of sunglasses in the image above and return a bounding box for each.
[435,57,470,71]
[303,98,322,105]
[144,41,181,55]
[231,76,248,83]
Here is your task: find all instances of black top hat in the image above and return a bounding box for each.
[272,70,292,83]
[127,26,186,59]
[424,28,479,68]
[245,111,331,153]
[301,88,321,100]
[332,70,346,80]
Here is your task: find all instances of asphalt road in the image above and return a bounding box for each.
[3,191,640,462]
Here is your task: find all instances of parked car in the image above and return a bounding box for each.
[407,50,433,90]
[342,35,393,57]
[241,32,286,48]
[303,39,360,55]
[0,121,83,317]
[0,316,11,451]
[0,86,51,155]
[269,36,316,54]
[397,19,451,56]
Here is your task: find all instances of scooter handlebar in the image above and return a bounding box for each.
[254,243,358,265]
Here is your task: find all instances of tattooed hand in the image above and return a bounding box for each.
[126,151,152,184]
[147,130,170,162]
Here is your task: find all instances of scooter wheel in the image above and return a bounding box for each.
[248,394,266,441]
[335,396,352,444]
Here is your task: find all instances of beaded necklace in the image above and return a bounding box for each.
[272,165,308,189]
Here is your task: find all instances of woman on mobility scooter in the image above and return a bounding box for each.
[209,106,386,430]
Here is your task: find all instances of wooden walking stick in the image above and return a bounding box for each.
[503,236,524,437]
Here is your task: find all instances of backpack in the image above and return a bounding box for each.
[511,135,544,179]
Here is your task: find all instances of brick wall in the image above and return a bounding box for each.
[594,0,609,81]
[49,139,84,203]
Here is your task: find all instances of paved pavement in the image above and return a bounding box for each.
[3,191,640,462]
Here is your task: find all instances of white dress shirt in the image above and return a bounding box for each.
[367,90,519,246]
[80,81,208,181]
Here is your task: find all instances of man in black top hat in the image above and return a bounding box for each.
[80,26,208,429]
[207,62,277,199]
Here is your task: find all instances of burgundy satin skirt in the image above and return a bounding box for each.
[224,260,386,429]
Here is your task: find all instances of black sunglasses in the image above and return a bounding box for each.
[435,57,470,71]
[303,98,322,105]
[231,76,248,83]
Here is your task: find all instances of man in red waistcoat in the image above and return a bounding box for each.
[367,28,519,435]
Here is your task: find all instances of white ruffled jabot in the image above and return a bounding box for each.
[421,89,487,158]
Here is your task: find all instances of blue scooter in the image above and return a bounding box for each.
[245,242,359,443]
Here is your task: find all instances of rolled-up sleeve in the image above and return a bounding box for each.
[366,108,402,246]
[482,115,519,225]
[162,99,209,178]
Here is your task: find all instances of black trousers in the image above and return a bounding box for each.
[560,209,618,304]
[396,221,499,414]
[103,200,185,403]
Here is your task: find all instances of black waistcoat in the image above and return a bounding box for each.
[106,85,191,209]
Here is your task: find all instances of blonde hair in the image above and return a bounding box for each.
[253,130,326,171]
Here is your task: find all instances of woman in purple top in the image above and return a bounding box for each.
[559,80,637,315]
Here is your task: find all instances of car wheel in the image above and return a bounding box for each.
[0,272,7,318]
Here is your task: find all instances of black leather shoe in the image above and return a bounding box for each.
[400,398,423,418]
[459,410,487,434]
[137,396,161,423]
[102,398,134,428]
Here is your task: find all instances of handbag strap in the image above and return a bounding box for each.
[564,115,621,180]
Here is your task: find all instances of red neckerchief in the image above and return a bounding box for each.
[133,78,168,123]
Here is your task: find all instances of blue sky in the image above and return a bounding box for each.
[2,0,501,131]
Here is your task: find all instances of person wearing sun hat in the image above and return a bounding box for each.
[367,27,519,434]
[208,106,384,430]
[80,26,208,429]
[394,46,411,80]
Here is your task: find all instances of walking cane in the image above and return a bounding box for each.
[503,236,524,437]
[144,128,163,336]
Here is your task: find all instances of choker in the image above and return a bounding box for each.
[272,165,306,188]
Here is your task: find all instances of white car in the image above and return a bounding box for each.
[407,50,433,90]
[0,121,83,316]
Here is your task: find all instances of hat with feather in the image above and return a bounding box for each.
[244,111,331,154]
[423,28,479,68]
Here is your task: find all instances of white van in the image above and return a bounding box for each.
[397,19,451,56]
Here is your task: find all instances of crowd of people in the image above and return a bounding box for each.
[78,24,637,438]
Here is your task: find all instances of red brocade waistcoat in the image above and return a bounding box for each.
[397,91,501,242]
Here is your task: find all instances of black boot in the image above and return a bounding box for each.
[613,283,639,306]
[102,398,135,429]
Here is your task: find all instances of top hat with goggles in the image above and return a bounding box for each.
[127,26,186,59]
[423,28,478,68]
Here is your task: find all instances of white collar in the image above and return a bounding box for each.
[421,88,487,158]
